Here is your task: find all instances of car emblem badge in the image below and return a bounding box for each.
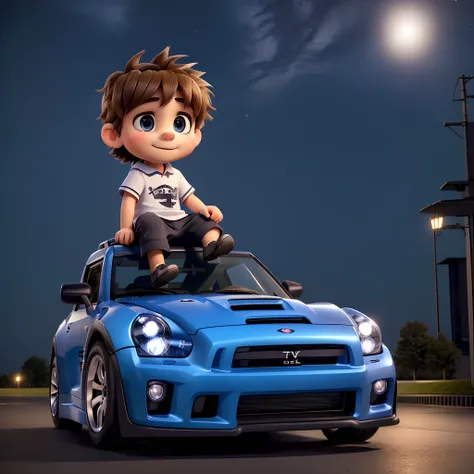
[278,328,294,333]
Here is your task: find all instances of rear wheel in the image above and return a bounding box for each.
[50,356,82,431]
[84,341,122,449]
[322,427,379,444]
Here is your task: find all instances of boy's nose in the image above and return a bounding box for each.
[161,132,175,141]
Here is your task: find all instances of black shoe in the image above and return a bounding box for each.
[151,264,179,288]
[203,234,235,261]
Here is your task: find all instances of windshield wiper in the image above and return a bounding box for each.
[114,288,189,298]
[196,286,263,295]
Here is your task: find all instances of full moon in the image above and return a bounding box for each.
[382,4,434,60]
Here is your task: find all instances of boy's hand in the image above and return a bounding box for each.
[115,228,135,245]
[201,205,223,223]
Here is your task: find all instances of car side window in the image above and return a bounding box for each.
[74,260,103,311]
[87,261,103,304]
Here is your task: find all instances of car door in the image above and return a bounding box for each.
[63,259,103,401]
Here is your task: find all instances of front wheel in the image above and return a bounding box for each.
[84,341,122,449]
[322,427,379,444]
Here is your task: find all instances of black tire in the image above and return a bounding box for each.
[84,341,122,450]
[322,427,379,444]
[50,355,83,431]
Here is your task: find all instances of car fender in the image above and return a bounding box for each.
[84,318,116,356]
[86,302,139,356]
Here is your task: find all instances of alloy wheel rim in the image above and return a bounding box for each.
[50,365,59,416]
[86,354,108,433]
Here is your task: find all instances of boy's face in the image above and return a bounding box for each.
[102,90,202,164]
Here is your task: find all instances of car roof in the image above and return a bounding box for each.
[86,239,252,266]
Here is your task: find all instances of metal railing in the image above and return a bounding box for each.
[398,394,474,407]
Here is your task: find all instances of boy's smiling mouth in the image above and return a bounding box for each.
[152,145,178,150]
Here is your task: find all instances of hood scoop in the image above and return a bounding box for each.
[229,299,285,311]
[245,317,311,325]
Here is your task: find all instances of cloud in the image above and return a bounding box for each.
[236,0,368,93]
[71,0,132,28]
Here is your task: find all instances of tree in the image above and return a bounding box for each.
[21,356,49,388]
[429,333,461,380]
[394,321,432,380]
[0,374,9,388]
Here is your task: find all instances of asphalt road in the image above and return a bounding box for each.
[1,397,473,474]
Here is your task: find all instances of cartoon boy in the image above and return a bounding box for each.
[99,47,234,288]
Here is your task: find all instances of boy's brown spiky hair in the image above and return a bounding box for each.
[99,47,215,164]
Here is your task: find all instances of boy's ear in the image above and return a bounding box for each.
[101,123,123,148]
[194,128,202,147]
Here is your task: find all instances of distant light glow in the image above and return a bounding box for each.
[382,4,434,60]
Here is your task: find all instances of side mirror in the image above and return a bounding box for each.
[281,280,303,299]
[60,283,94,313]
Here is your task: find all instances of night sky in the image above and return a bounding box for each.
[1,0,473,374]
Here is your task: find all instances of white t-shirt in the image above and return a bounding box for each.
[119,161,195,223]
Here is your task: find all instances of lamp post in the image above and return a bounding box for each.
[15,375,21,389]
[430,216,444,339]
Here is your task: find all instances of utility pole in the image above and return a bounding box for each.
[461,75,474,388]
[433,229,440,338]
[444,75,474,387]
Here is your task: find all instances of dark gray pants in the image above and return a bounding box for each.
[134,212,222,257]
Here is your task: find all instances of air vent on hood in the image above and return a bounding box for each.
[230,303,284,311]
[246,317,311,324]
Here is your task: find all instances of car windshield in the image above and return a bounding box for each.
[111,252,290,299]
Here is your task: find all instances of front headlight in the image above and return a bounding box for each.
[131,314,193,357]
[343,308,382,356]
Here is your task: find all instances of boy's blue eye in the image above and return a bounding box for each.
[174,114,191,133]
[133,114,155,132]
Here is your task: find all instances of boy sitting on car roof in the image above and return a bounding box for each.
[99,47,234,288]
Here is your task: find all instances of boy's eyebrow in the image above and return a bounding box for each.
[174,97,195,119]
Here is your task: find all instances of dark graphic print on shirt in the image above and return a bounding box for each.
[148,185,178,208]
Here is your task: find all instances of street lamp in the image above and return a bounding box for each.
[15,375,21,389]
[430,215,444,339]
[430,216,444,233]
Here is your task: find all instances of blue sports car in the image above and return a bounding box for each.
[50,239,399,449]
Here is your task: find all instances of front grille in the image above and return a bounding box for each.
[232,344,347,368]
[237,391,356,424]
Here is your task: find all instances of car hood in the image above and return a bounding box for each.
[117,294,354,334]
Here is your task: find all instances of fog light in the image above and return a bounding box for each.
[148,382,165,401]
[373,379,387,395]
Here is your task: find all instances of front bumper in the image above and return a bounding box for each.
[112,325,399,438]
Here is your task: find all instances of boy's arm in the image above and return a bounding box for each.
[183,193,223,223]
[183,193,207,215]
[116,169,144,245]
[115,193,137,245]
